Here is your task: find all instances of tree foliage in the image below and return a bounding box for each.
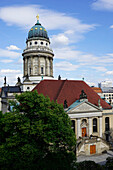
[75,161,104,170]
[104,157,113,170]
[0,91,76,169]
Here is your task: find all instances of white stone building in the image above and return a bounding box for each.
[98,81,113,88]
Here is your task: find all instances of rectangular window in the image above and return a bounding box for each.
[41,67,43,74]
[105,117,109,131]
[93,118,97,132]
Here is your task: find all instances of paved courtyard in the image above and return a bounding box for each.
[77,150,113,165]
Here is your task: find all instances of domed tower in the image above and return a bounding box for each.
[22,15,54,91]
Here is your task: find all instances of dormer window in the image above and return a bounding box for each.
[41,42,43,45]
[30,42,32,45]
[35,41,37,45]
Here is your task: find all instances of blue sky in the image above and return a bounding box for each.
[1,0,113,86]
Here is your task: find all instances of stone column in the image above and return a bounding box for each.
[31,56,33,75]
[88,117,92,136]
[50,58,53,77]
[99,117,102,137]
[24,57,28,76]
[77,118,81,139]
[34,56,38,75]
[27,57,28,75]
[45,57,48,76]
[23,58,25,76]
[38,56,41,75]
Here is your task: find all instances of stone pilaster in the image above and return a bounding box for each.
[77,118,81,139]
[38,56,41,75]
[99,117,102,137]
[34,56,38,75]
[88,117,92,136]
[23,58,25,76]
[24,57,28,76]
[45,57,48,76]
[50,58,53,77]
[31,56,33,75]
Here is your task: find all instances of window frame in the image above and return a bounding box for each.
[105,117,110,131]
[41,67,44,74]
[93,118,97,133]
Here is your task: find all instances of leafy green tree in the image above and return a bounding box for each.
[104,157,113,170]
[0,91,76,169]
[75,161,103,170]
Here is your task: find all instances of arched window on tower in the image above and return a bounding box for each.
[105,117,110,131]
[29,67,31,75]
[41,67,44,74]
[93,118,97,132]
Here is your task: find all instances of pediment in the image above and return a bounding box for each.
[68,101,101,113]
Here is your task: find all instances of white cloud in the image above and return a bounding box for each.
[92,66,107,72]
[86,81,96,87]
[54,46,98,65]
[54,47,81,60]
[0,48,21,58]
[0,69,21,74]
[92,0,113,11]
[0,5,96,31]
[55,61,79,71]
[0,5,38,29]
[50,29,86,48]
[6,45,21,51]
[51,34,69,48]
[1,59,13,63]
[17,58,23,64]
[110,25,113,28]
[0,5,96,46]
[106,70,113,75]
[54,45,113,67]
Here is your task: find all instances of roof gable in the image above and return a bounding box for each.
[67,100,102,113]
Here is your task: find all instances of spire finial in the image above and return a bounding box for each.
[36,14,39,21]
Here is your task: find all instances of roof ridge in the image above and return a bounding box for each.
[56,80,67,101]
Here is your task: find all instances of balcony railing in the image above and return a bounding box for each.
[23,46,53,54]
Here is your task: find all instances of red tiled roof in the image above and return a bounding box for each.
[33,80,111,109]
[91,87,102,93]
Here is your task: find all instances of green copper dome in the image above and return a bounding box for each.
[28,16,49,40]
